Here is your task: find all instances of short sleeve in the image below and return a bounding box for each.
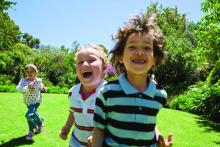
[68,87,74,108]
[16,78,28,92]
[155,84,167,108]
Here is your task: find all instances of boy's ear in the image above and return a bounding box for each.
[119,56,123,63]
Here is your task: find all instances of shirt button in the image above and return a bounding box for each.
[139,107,142,111]
[138,94,142,97]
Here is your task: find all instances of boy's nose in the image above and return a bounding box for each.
[135,50,145,56]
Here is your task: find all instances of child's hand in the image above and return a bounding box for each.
[87,135,93,147]
[59,126,69,140]
[28,81,35,91]
[157,133,172,147]
[41,86,47,92]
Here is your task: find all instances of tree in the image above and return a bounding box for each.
[20,33,40,49]
[0,12,20,51]
[196,0,220,64]
[0,0,16,12]
[145,3,200,95]
[0,0,20,51]
[195,0,220,85]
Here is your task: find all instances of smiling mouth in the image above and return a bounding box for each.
[132,59,146,64]
[82,71,93,78]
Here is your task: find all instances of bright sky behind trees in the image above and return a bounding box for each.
[8,0,204,49]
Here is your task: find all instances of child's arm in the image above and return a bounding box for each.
[91,127,104,147]
[59,111,74,140]
[156,126,172,147]
[16,79,29,92]
[40,82,47,92]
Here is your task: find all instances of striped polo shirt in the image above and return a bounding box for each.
[94,73,167,147]
[69,80,106,147]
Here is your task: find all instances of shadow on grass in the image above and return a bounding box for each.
[194,116,220,132]
[0,135,34,147]
[194,116,220,145]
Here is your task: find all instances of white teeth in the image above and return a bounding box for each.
[132,59,146,63]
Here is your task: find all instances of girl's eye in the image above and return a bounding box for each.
[77,61,83,65]
[88,59,95,63]
[26,70,34,73]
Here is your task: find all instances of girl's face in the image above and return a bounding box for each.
[76,47,105,88]
[25,67,36,80]
[120,32,157,77]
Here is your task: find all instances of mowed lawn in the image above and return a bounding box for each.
[0,92,220,147]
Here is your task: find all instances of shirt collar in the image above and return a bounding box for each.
[119,73,156,98]
[77,80,107,101]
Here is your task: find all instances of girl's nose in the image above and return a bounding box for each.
[82,61,89,66]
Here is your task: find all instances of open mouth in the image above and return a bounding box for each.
[82,71,93,78]
[132,59,146,64]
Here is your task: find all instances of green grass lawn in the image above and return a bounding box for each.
[0,92,219,147]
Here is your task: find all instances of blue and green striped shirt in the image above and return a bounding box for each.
[94,73,167,147]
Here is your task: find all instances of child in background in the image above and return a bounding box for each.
[16,64,47,140]
[92,12,172,147]
[59,44,108,147]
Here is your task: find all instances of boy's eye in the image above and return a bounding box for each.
[128,45,135,49]
[144,47,151,50]
[144,47,153,51]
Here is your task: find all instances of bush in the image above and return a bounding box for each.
[0,84,16,92]
[46,86,69,94]
[170,82,220,122]
[206,60,220,85]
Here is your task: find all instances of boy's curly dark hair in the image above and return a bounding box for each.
[110,12,167,75]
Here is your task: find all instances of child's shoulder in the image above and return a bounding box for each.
[68,83,81,98]
[100,79,121,93]
[69,83,81,92]
[19,77,28,83]
[153,82,167,99]
[36,78,42,82]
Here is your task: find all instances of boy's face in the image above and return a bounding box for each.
[76,48,104,88]
[25,67,36,80]
[120,32,156,77]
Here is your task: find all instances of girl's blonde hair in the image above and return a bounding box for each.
[76,44,108,65]
[25,64,38,73]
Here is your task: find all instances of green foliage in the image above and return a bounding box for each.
[0,0,16,11]
[33,46,77,87]
[0,84,16,92]
[19,32,40,48]
[0,11,20,51]
[0,0,20,50]
[105,75,117,82]
[146,3,202,96]
[170,82,220,122]
[195,0,220,64]
[46,86,69,94]
[206,59,220,85]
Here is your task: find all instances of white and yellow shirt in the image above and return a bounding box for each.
[16,78,43,106]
